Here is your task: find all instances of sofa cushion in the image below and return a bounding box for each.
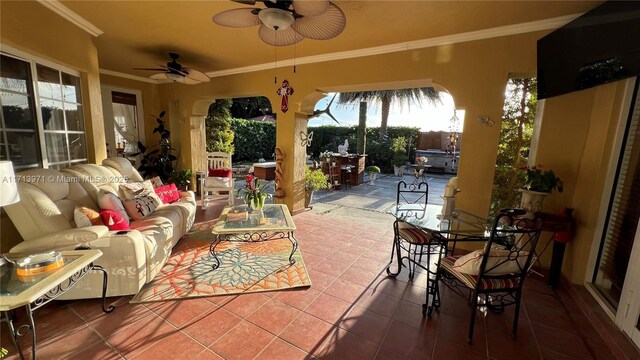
[120,180,163,205]
[102,157,144,182]
[74,206,104,228]
[154,184,180,204]
[97,189,130,225]
[123,196,160,220]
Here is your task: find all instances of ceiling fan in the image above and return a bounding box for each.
[213,0,346,46]
[134,53,210,84]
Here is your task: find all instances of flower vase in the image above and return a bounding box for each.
[520,189,549,217]
[250,193,266,211]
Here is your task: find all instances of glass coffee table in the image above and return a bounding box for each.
[0,250,115,360]
[210,204,298,270]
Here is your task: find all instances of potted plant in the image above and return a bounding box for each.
[366,165,381,185]
[168,168,192,191]
[392,137,407,177]
[304,168,329,208]
[135,111,178,181]
[237,174,271,211]
[520,165,563,216]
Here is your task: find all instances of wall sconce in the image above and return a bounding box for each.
[477,115,494,126]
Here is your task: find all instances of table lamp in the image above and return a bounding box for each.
[0,161,20,206]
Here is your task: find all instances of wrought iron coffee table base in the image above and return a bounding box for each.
[210,231,298,270]
[2,263,115,360]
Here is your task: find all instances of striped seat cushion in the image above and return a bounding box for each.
[440,256,520,290]
[398,221,436,245]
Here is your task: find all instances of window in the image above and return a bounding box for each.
[0,53,87,170]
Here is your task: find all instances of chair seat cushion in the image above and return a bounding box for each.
[440,256,521,290]
[208,168,232,178]
[398,221,436,245]
[204,176,232,188]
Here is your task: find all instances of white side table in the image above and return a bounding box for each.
[0,250,115,360]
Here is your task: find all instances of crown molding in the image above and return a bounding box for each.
[206,13,581,78]
[99,69,161,84]
[37,0,103,37]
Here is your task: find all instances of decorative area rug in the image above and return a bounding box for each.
[131,220,311,303]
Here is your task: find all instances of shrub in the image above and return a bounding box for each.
[206,99,234,154]
[230,118,276,162]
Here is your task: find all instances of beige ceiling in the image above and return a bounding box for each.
[60,0,600,78]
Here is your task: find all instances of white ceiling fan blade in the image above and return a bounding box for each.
[258,24,304,46]
[213,8,261,28]
[293,0,329,17]
[291,2,345,40]
[184,68,210,83]
[150,73,168,80]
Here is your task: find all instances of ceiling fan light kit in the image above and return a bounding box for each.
[213,0,346,46]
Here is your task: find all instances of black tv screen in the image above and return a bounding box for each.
[538,1,640,99]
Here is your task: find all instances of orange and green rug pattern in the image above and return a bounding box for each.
[131,220,311,303]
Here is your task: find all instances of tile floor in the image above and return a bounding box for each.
[0,210,618,359]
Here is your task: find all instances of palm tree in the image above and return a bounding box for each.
[338,88,442,146]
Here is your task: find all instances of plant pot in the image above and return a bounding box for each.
[393,165,404,177]
[368,172,377,185]
[305,190,314,208]
[520,189,550,217]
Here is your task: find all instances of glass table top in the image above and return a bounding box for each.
[213,204,296,234]
[388,205,493,238]
[0,254,80,297]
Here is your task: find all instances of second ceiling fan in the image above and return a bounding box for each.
[213,0,346,46]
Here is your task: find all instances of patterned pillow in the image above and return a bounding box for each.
[452,249,529,275]
[99,210,130,231]
[74,206,104,228]
[150,176,164,188]
[97,188,130,225]
[154,183,180,204]
[123,196,160,220]
[120,180,163,205]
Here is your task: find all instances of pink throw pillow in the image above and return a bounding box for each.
[208,168,232,178]
[154,184,180,204]
[99,210,130,231]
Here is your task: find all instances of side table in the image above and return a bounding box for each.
[0,250,115,360]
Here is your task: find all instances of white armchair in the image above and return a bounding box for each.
[201,152,234,208]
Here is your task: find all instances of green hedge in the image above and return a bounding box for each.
[228,120,419,172]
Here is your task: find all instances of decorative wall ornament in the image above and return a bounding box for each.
[300,131,313,147]
[274,148,285,198]
[477,115,495,126]
[338,139,349,155]
[276,80,294,113]
[309,93,339,124]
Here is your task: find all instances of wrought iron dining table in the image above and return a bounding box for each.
[387,205,495,315]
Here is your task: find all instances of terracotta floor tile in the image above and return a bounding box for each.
[486,331,542,360]
[257,338,310,360]
[67,296,133,322]
[145,297,216,328]
[310,258,353,277]
[324,278,368,303]
[531,322,593,359]
[193,349,224,360]
[279,312,335,354]
[381,320,436,358]
[182,307,242,347]
[370,276,411,298]
[305,293,353,325]
[375,348,409,360]
[304,243,337,257]
[540,348,582,360]
[23,326,103,360]
[246,299,301,335]
[314,327,379,360]
[209,320,275,360]
[65,341,122,360]
[132,331,207,359]
[436,313,487,352]
[484,311,536,345]
[22,305,86,343]
[299,252,325,267]
[393,300,437,331]
[221,292,270,318]
[349,237,377,249]
[306,267,338,291]
[526,304,575,333]
[362,248,395,263]
[401,284,428,305]
[339,306,391,344]
[432,337,486,360]
[351,258,389,273]
[105,314,177,358]
[583,336,617,360]
[340,265,383,288]
[355,288,402,317]
[274,287,322,310]
[326,249,360,265]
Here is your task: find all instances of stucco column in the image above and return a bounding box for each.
[274,106,307,213]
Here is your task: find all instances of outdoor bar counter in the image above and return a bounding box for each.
[335,154,366,186]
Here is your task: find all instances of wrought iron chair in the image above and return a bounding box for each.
[396,180,429,219]
[201,152,234,208]
[435,209,543,344]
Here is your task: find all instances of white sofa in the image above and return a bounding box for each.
[4,158,196,299]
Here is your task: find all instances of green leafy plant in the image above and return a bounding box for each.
[366,165,381,174]
[230,118,276,162]
[523,165,563,193]
[237,174,271,208]
[391,136,408,167]
[305,168,329,192]
[136,111,177,181]
[206,99,235,154]
[168,169,192,189]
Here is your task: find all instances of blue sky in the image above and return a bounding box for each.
[308,92,465,132]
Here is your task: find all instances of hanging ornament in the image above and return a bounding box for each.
[276,80,294,113]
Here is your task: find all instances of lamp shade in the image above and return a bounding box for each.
[0,161,20,206]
